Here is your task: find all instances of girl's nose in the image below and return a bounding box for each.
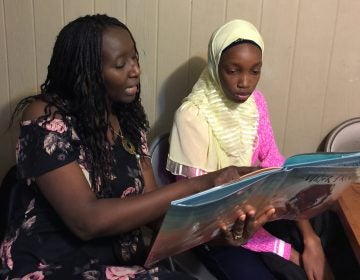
[237,74,250,88]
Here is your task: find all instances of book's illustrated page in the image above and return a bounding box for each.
[145,152,360,267]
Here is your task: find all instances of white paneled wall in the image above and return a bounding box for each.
[1,0,360,180]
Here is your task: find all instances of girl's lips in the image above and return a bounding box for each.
[234,92,251,102]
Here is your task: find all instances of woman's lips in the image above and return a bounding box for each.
[125,85,138,95]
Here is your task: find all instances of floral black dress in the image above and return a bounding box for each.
[0,117,172,280]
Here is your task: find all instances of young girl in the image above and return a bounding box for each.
[167,19,334,280]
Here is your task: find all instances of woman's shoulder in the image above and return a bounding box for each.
[21,99,47,121]
[21,98,63,122]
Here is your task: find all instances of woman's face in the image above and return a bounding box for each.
[218,43,262,103]
[102,27,141,104]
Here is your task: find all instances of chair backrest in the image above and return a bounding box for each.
[149,132,175,186]
[0,165,18,241]
[148,133,218,279]
[324,117,360,152]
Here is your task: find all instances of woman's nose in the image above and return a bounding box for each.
[129,59,141,77]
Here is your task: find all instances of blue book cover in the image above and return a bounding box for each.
[145,152,360,267]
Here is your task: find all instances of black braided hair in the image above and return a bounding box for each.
[12,14,149,195]
[222,38,262,54]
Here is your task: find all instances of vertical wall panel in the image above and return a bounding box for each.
[4,0,37,105]
[94,0,126,21]
[226,0,263,26]
[34,0,63,89]
[187,0,226,90]
[127,0,158,128]
[63,0,94,23]
[283,0,338,155]
[0,0,13,179]
[152,0,191,138]
[258,0,299,152]
[322,0,360,138]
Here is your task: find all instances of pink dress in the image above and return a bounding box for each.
[169,91,291,260]
[246,92,291,259]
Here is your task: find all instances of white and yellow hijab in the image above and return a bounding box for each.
[185,20,264,167]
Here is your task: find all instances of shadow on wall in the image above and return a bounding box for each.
[0,101,18,182]
[149,56,206,141]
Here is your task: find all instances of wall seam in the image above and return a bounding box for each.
[1,0,10,122]
[319,0,339,139]
[154,0,159,120]
[32,0,38,92]
[186,0,193,94]
[281,0,301,153]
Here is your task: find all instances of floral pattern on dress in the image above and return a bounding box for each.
[22,270,46,280]
[0,117,164,279]
[105,265,142,280]
[0,229,18,270]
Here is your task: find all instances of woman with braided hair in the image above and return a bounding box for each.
[0,14,275,279]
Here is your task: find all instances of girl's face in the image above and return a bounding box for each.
[102,27,141,105]
[218,43,262,103]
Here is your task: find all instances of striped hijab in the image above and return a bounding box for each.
[185,19,264,166]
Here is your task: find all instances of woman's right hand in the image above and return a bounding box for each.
[210,166,260,188]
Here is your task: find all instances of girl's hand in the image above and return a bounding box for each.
[301,236,334,280]
[289,248,301,266]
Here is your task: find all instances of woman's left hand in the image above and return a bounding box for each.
[221,204,275,246]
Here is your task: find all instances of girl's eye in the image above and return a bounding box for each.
[226,69,237,74]
[252,69,261,75]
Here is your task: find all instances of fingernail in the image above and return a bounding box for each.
[248,210,255,216]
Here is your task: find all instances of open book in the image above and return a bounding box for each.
[145,151,360,267]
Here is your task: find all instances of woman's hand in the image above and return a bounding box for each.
[210,166,261,188]
[220,205,275,246]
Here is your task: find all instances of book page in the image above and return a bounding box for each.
[145,163,360,267]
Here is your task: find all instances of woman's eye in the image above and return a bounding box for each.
[115,63,125,69]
